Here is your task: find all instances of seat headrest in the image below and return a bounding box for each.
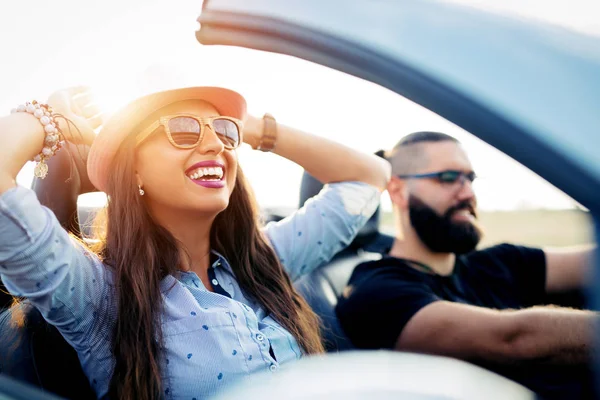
[299,171,380,246]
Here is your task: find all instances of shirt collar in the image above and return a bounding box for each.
[170,250,233,288]
[210,249,234,274]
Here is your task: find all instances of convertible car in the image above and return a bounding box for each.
[1,0,599,399]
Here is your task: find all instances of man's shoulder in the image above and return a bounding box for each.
[352,255,410,271]
[458,243,546,289]
[336,255,442,349]
[345,256,432,295]
[465,242,516,257]
[462,243,543,265]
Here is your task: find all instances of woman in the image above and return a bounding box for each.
[0,86,390,399]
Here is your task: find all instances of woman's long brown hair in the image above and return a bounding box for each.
[91,135,324,399]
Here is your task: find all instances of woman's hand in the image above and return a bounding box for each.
[242,114,263,150]
[47,86,104,146]
[0,86,103,193]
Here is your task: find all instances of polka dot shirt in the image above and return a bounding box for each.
[0,181,379,399]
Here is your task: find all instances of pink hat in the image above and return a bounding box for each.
[87,87,247,193]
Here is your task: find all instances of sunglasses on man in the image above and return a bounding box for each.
[397,170,476,184]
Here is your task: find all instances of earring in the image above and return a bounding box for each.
[138,185,145,196]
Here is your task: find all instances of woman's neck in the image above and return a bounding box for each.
[148,204,215,276]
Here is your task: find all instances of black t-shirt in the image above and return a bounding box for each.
[335,243,594,399]
[336,243,546,349]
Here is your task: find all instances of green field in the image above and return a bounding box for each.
[379,209,595,248]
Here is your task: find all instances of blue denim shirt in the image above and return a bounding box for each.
[0,181,379,399]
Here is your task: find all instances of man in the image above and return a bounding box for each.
[335,131,597,399]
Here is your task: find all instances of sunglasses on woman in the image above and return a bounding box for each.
[136,114,244,150]
[397,170,476,184]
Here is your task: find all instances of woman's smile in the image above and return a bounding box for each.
[185,160,226,188]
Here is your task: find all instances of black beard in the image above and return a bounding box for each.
[409,196,482,254]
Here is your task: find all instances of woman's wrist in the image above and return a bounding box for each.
[0,172,17,193]
[12,101,66,179]
[0,112,46,178]
[242,114,262,149]
[255,113,277,152]
[243,114,279,152]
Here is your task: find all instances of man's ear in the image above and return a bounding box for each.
[387,177,409,210]
[388,177,409,241]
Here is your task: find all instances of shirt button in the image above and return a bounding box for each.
[256,334,265,342]
[211,279,219,286]
[269,364,278,372]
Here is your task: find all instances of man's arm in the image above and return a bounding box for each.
[544,245,596,293]
[397,301,595,365]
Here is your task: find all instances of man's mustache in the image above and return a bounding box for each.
[445,200,477,219]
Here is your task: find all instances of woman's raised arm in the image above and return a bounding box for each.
[244,115,391,191]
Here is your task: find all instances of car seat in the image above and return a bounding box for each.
[293,172,393,351]
[0,304,96,399]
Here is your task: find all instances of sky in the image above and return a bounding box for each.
[1,0,598,211]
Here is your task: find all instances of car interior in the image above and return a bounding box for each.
[1,1,598,399]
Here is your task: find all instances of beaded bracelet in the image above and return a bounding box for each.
[11,101,64,179]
